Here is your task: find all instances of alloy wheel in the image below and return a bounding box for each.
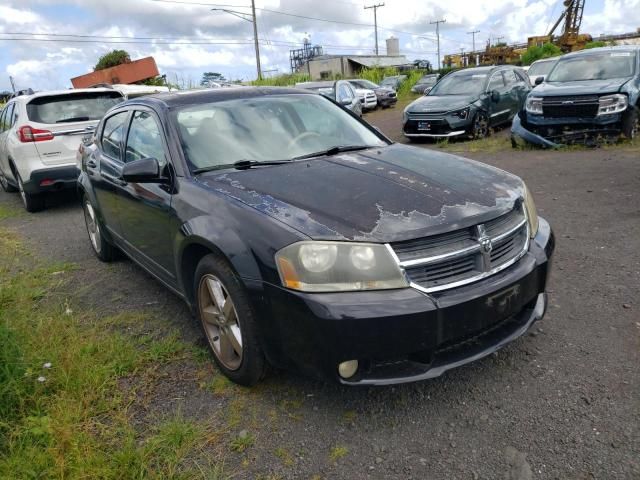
[473,114,489,139]
[83,201,101,254]
[198,274,243,370]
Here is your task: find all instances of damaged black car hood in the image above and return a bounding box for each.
[200,144,523,243]
[406,94,478,113]
[533,78,632,96]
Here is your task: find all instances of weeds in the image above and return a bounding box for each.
[329,445,348,461]
[0,227,226,479]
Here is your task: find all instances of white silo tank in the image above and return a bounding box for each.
[386,36,400,56]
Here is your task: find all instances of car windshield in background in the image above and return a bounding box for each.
[174,94,386,170]
[429,73,486,95]
[26,92,123,123]
[355,80,379,89]
[527,60,556,77]
[417,76,438,85]
[547,52,636,82]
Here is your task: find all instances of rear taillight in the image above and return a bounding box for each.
[18,125,54,143]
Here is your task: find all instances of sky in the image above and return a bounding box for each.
[0,0,638,91]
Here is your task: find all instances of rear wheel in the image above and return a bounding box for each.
[194,254,266,386]
[622,106,639,140]
[0,169,17,192]
[82,195,117,262]
[16,173,45,212]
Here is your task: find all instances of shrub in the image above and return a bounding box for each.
[522,43,562,65]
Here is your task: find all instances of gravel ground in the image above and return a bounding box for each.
[1,107,638,479]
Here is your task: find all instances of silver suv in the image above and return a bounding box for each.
[0,88,124,211]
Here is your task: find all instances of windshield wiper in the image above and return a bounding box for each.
[192,159,291,175]
[56,116,90,123]
[293,145,376,160]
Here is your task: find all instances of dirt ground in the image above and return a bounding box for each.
[1,105,639,479]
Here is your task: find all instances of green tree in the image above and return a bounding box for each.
[521,42,562,65]
[94,50,131,71]
[200,72,226,86]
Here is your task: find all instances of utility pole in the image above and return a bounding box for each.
[212,2,262,80]
[250,0,262,80]
[430,19,446,71]
[467,30,480,53]
[364,3,385,55]
[9,76,16,93]
[496,35,504,45]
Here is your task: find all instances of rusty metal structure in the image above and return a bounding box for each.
[528,0,591,52]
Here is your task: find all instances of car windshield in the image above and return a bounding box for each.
[429,73,486,95]
[547,52,636,81]
[527,60,556,77]
[174,94,386,170]
[417,76,437,85]
[354,80,379,89]
[26,91,123,124]
[381,78,397,86]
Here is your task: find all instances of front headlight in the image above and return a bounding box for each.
[597,94,627,115]
[451,107,470,120]
[402,108,409,123]
[523,184,539,238]
[525,96,543,115]
[275,241,409,292]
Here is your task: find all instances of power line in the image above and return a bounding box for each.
[467,30,480,53]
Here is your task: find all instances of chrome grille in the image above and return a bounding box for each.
[391,204,529,292]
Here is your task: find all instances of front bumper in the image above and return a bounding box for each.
[255,218,554,385]
[23,165,80,194]
[511,110,624,148]
[378,95,397,107]
[403,115,472,138]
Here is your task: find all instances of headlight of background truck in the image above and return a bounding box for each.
[525,97,543,115]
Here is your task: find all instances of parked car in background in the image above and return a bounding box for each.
[295,80,362,116]
[78,87,553,386]
[380,75,408,91]
[411,74,439,94]
[349,83,377,110]
[512,46,640,147]
[0,88,124,211]
[403,65,531,140]
[108,84,170,99]
[526,56,561,86]
[347,79,397,108]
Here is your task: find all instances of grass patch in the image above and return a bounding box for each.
[274,447,294,466]
[0,203,21,222]
[0,227,226,479]
[329,445,348,462]
[230,430,254,453]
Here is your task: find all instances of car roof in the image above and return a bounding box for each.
[530,56,561,64]
[295,81,335,89]
[562,45,640,59]
[121,86,315,109]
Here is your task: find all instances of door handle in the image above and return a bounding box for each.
[86,160,97,168]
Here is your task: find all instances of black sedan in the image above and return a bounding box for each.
[78,87,554,386]
[347,79,398,108]
[403,66,531,140]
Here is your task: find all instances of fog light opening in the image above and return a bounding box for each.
[338,360,359,379]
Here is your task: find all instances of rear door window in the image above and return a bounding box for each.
[1,103,14,132]
[101,111,129,160]
[26,91,123,124]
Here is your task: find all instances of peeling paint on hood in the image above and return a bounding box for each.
[199,144,524,243]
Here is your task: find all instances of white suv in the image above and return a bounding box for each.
[0,88,124,211]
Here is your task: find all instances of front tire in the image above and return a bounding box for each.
[470,112,490,140]
[16,173,45,212]
[622,106,639,140]
[194,254,266,386]
[82,195,117,262]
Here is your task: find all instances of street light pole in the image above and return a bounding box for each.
[430,19,446,71]
[250,0,262,80]
[364,3,385,56]
[212,3,262,80]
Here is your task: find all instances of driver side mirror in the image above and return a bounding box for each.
[122,157,163,183]
[534,76,544,86]
[339,97,352,106]
[490,90,500,103]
